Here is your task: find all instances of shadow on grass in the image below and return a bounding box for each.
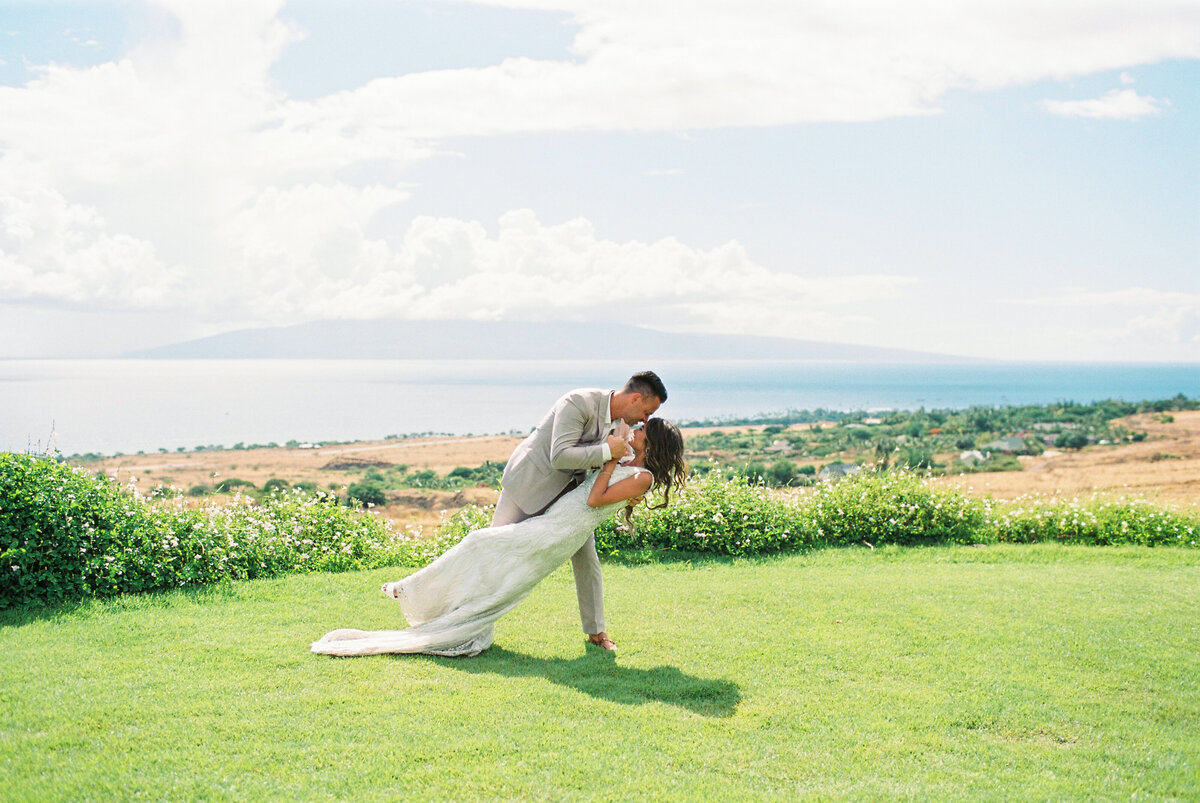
[425,645,741,718]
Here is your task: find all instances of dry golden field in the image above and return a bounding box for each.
[930,409,1200,509]
[86,409,1200,531]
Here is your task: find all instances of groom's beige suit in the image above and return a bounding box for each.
[493,387,615,634]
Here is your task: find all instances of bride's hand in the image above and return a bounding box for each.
[605,434,629,460]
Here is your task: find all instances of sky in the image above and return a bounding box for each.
[0,0,1198,362]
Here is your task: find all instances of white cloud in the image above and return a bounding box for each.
[1041,88,1163,120]
[1012,287,1199,308]
[215,208,917,338]
[1119,71,1136,84]
[1006,287,1200,348]
[0,0,1196,350]
[297,0,1200,135]
[0,162,182,308]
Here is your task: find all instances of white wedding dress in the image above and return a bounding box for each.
[311,465,647,657]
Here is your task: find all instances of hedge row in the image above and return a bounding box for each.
[590,470,1199,555]
[5,451,1198,609]
[0,452,460,608]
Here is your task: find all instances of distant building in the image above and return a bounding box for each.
[765,440,793,453]
[981,436,1027,453]
[959,450,986,465]
[862,417,884,425]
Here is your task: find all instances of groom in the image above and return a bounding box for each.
[492,370,667,651]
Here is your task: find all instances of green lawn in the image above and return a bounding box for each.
[2,545,1198,800]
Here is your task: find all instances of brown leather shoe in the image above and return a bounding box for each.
[586,631,616,651]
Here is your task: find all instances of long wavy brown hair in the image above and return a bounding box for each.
[619,418,687,532]
[641,417,688,509]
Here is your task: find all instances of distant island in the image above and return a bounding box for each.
[121,319,976,362]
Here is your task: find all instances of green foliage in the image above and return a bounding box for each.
[261,478,290,494]
[213,477,255,493]
[896,445,936,470]
[432,504,495,545]
[7,449,1197,611]
[598,473,808,556]
[684,395,1198,480]
[983,497,1199,547]
[768,459,797,486]
[1055,431,1089,450]
[187,485,210,497]
[347,481,387,508]
[585,469,1197,557]
[0,452,444,609]
[801,469,982,547]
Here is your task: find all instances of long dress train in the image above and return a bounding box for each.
[311,465,645,657]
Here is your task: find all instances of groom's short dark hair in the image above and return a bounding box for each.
[624,371,667,402]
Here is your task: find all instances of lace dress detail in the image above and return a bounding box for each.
[311,465,648,657]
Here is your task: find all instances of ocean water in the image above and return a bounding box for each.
[1,359,1197,456]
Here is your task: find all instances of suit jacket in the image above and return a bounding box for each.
[500,388,613,515]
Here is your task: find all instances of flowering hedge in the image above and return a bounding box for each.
[0,452,455,609]
[5,452,1198,609]
[592,468,1198,556]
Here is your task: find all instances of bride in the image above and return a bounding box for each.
[311,418,687,657]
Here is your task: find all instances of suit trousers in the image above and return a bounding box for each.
[492,486,605,635]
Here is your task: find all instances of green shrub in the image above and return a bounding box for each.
[0,453,443,609]
[983,497,1199,547]
[586,469,1195,557]
[347,481,387,508]
[596,473,811,556]
[801,468,982,547]
[432,504,495,544]
[1055,431,1089,450]
[213,478,255,493]
[768,459,796,486]
[261,478,290,494]
[896,446,936,470]
[187,485,210,497]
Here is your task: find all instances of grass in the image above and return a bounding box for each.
[2,544,1198,800]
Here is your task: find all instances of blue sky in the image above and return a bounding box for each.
[1,0,1197,360]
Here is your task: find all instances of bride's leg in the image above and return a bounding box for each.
[382,582,402,599]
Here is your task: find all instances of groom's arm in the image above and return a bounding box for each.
[548,394,609,471]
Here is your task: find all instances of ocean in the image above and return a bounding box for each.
[2,359,1197,456]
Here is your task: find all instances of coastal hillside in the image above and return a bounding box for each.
[122,319,971,361]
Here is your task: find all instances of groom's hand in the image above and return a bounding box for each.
[606,434,629,460]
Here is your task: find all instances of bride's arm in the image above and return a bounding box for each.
[587,459,653,508]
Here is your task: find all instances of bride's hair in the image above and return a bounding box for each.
[619,417,687,532]
[641,417,688,509]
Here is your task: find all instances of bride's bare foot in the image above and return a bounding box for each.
[381,582,401,599]
[586,631,616,651]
